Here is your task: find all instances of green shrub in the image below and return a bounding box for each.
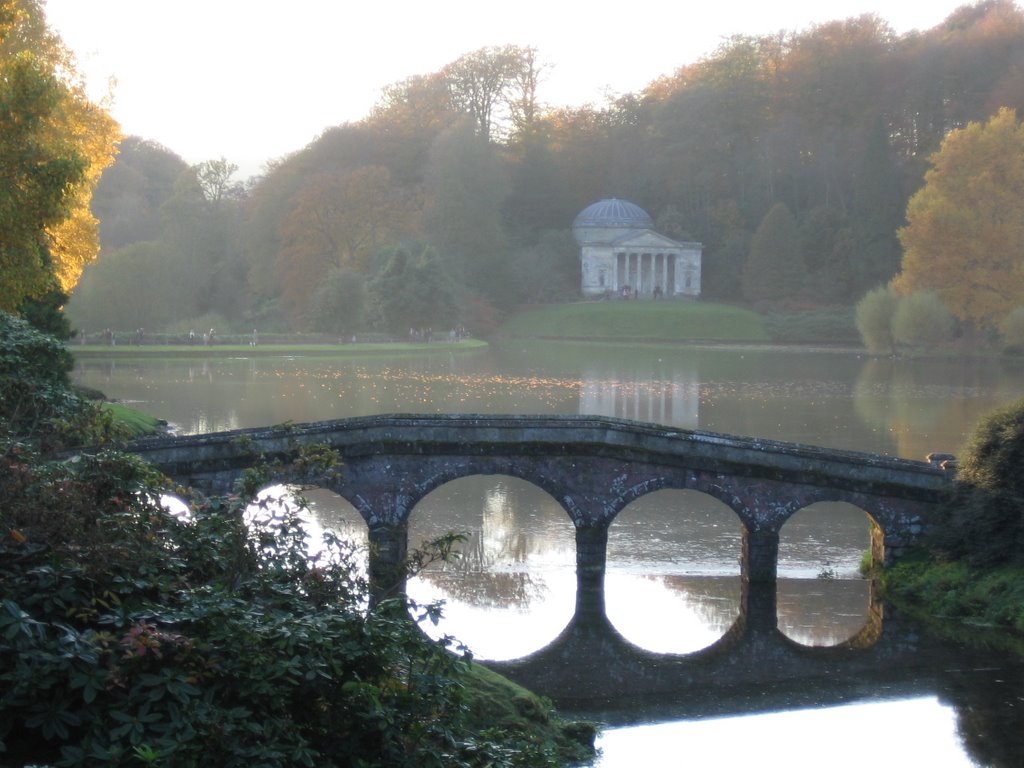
[0,311,121,450]
[0,318,592,767]
[763,308,858,343]
[931,398,1024,565]
[891,290,955,351]
[855,286,897,354]
[1000,306,1024,353]
[0,452,585,766]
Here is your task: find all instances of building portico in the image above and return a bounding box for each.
[574,198,702,298]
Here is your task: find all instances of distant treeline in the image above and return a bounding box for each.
[68,1,1024,336]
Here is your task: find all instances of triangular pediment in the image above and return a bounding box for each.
[609,229,696,250]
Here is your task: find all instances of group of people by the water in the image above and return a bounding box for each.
[408,326,469,343]
[186,328,218,346]
[610,284,663,299]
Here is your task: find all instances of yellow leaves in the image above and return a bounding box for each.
[0,0,119,304]
[893,108,1024,329]
[45,83,120,292]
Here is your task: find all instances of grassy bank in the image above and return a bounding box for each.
[71,339,488,358]
[496,301,771,343]
[882,553,1024,652]
[462,662,596,764]
[99,401,166,438]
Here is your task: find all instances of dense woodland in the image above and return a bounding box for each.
[66,1,1024,336]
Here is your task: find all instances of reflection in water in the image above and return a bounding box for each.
[853,355,1024,460]
[605,574,742,654]
[580,365,700,428]
[608,489,743,575]
[776,579,873,646]
[406,476,576,661]
[72,345,1024,764]
[779,502,871,578]
[592,698,973,768]
[606,490,744,654]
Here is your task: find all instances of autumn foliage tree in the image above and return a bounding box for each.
[893,107,1024,330]
[0,0,118,312]
[69,1,1024,333]
[277,165,416,323]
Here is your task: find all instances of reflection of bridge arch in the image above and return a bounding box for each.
[406,474,576,660]
[606,489,743,653]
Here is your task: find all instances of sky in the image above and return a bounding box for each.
[44,0,975,180]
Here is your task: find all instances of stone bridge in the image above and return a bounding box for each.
[124,414,957,702]
[127,413,950,588]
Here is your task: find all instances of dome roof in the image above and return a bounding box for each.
[572,198,654,231]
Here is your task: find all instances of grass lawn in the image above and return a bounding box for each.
[99,402,166,438]
[496,301,770,343]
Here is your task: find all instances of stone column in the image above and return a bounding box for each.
[741,527,780,584]
[574,524,609,620]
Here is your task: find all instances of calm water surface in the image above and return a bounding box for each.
[73,341,1024,766]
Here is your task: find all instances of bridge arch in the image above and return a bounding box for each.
[405,473,576,661]
[606,488,743,654]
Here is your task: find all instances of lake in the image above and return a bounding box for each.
[72,340,1024,767]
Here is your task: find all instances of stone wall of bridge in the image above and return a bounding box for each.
[124,414,951,587]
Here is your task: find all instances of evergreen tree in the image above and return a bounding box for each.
[368,243,459,335]
[741,202,806,305]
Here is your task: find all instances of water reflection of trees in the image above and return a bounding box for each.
[948,657,1024,768]
[853,356,1024,459]
[415,569,546,610]
[408,476,575,610]
[655,575,743,634]
[776,579,872,646]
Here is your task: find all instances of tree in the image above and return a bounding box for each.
[741,202,806,304]
[367,243,459,335]
[507,230,579,303]
[66,241,194,332]
[891,289,955,350]
[850,117,904,293]
[442,45,541,144]
[1000,305,1024,350]
[91,137,188,250]
[307,268,366,335]
[422,122,511,305]
[893,107,1024,330]
[0,41,85,310]
[0,0,118,309]
[276,165,416,322]
[195,157,244,205]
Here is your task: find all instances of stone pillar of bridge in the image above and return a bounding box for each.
[367,522,409,607]
[742,527,780,584]
[575,524,609,619]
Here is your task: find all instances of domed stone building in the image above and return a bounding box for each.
[572,198,702,298]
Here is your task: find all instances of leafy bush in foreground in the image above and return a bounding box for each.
[0,311,591,767]
[0,450,585,767]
